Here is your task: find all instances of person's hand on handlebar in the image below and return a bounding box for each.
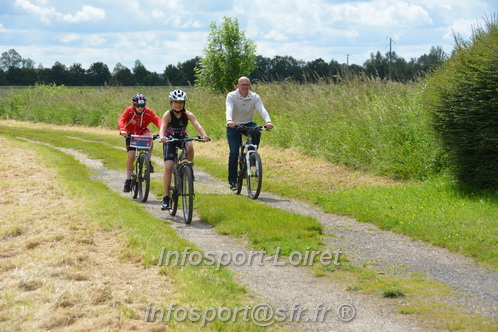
[201,135,211,142]
[119,131,129,137]
[226,121,237,128]
[265,122,274,130]
[160,136,171,144]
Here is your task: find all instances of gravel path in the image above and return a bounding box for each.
[34,139,498,330]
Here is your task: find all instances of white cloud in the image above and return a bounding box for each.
[151,10,165,19]
[62,6,106,23]
[166,17,203,29]
[86,35,107,47]
[14,0,105,24]
[263,30,289,42]
[443,18,478,41]
[249,0,433,46]
[340,0,433,28]
[15,0,58,23]
[60,33,80,43]
[4,0,496,73]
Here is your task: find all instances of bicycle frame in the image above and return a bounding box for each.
[233,125,268,199]
[158,136,205,224]
[128,134,157,202]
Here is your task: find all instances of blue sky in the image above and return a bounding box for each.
[0,0,496,72]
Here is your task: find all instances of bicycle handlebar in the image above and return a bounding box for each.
[232,125,270,131]
[156,136,207,143]
[121,133,160,139]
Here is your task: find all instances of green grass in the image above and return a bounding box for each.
[0,124,323,258]
[194,152,498,270]
[314,178,498,268]
[195,194,323,255]
[2,121,496,331]
[2,121,496,269]
[6,135,269,331]
[0,80,442,180]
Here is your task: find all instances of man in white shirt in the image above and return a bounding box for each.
[226,76,274,190]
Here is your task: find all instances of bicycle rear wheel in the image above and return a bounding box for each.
[246,152,262,199]
[181,165,194,224]
[137,153,151,202]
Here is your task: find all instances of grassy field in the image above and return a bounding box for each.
[0,80,441,180]
[0,82,496,269]
[0,135,274,331]
[1,120,496,331]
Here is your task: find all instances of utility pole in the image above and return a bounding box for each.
[346,54,351,79]
[386,36,394,80]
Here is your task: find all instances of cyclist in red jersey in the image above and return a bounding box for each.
[118,93,162,192]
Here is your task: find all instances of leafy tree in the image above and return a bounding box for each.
[424,14,498,188]
[164,64,187,86]
[133,60,149,85]
[0,49,22,70]
[20,67,38,85]
[196,17,257,92]
[364,51,387,78]
[21,58,36,69]
[250,55,272,82]
[67,63,87,85]
[179,57,199,86]
[269,55,305,82]
[304,58,330,82]
[5,67,24,85]
[46,61,68,85]
[417,46,448,72]
[0,69,6,85]
[112,63,135,86]
[142,72,162,86]
[87,62,111,85]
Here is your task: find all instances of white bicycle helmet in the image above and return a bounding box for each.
[169,89,187,101]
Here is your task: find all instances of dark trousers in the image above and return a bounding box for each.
[227,122,261,184]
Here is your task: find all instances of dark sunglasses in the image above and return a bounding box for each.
[134,104,145,108]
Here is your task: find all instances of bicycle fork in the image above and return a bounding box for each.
[245,144,258,177]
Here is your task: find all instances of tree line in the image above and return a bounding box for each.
[0,46,447,87]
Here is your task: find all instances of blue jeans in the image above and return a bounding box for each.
[227,122,261,184]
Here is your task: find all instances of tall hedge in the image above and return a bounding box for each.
[424,14,498,189]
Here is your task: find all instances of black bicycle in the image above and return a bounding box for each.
[160,136,206,224]
[233,125,269,199]
[129,134,158,202]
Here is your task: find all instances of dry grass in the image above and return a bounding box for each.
[0,119,117,135]
[195,140,403,189]
[1,119,402,190]
[0,137,169,331]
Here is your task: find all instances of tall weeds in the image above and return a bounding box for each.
[0,78,442,180]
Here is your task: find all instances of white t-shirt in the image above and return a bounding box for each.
[226,89,271,124]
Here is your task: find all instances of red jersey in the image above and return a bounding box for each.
[118,106,162,135]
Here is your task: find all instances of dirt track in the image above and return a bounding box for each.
[59,141,497,331]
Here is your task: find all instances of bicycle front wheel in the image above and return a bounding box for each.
[181,165,194,224]
[138,153,151,202]
[169,171,179,216]
[246,152,262,199]
[131,163,139,199]
[234,157,244,195]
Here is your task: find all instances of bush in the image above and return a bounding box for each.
[424,14,498,188]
